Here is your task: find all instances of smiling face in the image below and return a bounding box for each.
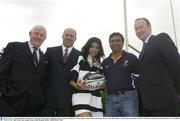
[29,26,46,48]
[109,35,124,52]
[88,42,100,58]
[134,18,151,42]
[62,28,76,48]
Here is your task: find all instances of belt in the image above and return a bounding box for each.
[108,88,135,96]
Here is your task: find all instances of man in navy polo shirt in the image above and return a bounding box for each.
[102,32,139,116]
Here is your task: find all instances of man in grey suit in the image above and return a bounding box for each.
[134,17,180,116]
[41,28,80,116]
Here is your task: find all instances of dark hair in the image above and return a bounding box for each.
[109,32,124,43]
[81,37,104,62]
[135,17,151,27]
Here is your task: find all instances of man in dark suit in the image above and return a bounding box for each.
[41,28,80,116]
[134,17,180,116]
[0,25,47,116]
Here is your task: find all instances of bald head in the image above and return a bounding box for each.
[62,28,77,48]
[63,28,76,37]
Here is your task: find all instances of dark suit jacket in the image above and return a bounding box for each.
[139,33,180,110]
[0,42,47,116]
[44,46,80,114]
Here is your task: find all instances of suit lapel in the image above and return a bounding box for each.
[22,42,41,70]
[39,50,44,63]
[139,44,146,60]
[57,46,64,63]
[139,35,154,60]
[57,46,77,64]
[22,42,34,65]
[66,48,76,63]
[140,35,155,71]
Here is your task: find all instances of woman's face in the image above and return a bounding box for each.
[88,42,100,57]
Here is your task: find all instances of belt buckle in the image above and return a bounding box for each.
[112,91,122,96]
[111,88,133,96]
[118,90,127,95]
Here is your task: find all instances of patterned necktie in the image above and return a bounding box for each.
[33,47,38,67]
[63,48,68,63]
[139,43,147,60]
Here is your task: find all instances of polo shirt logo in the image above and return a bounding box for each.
[123,60,128,66]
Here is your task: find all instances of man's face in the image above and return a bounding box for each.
[62,28,76,48]
[29,28,46,48]
[134,19,151,42]
[109,35,124,52]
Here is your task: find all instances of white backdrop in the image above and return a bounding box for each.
[0,0,179,57]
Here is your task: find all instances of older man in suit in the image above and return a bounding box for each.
[0,25,47,116]
[41,28,80,116]
[134,17,180,116]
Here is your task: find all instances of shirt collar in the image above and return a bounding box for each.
[62,45,73,55]
[144,34,152,44]
[110,50,125,58]
[87,54,101,68]
[28,41,39,53]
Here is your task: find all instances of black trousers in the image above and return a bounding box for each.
[137,89,178,117]
[137,88,145,116]
[141,107,178,117]
[40,106,74,116]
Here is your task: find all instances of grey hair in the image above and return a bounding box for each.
[30,25,47,35]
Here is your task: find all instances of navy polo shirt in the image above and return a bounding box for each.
[102,51,139,93]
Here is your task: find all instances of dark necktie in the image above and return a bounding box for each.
[33,47,38,67]
[139,43,147,60]
[63,48,68,63]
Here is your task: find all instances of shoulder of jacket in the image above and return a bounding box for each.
[6,41,24,49]
[47,46,61,51]
[154,32,172,43]
[73,48,80,53]
[157,32,169,37]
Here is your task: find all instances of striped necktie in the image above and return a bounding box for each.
[33,47,38,67]
[63,48,68,63]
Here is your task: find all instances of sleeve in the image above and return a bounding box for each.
[156,33,180,94]
[130,54,140,88]
[68,55,84,82]
[0,42,15,94]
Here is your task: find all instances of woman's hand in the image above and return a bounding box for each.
[75,80,88,90]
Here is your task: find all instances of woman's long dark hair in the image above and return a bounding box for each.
[81,37,105,62]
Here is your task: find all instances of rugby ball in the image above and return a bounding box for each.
[83,72,105,91]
